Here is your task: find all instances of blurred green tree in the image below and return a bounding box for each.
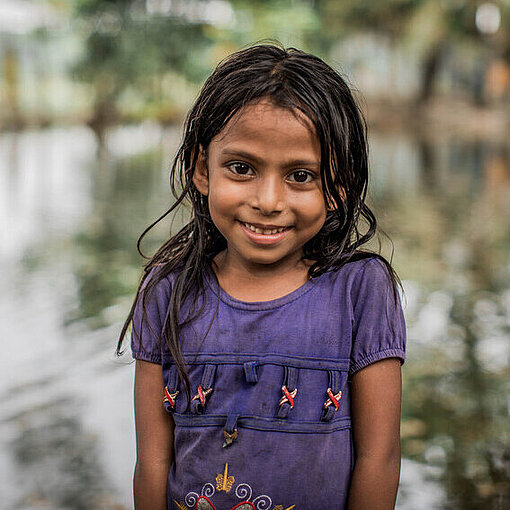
[315,0,510,103]
[73,0,212,138]
[72,0,510,126]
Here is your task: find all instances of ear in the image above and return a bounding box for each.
[192,148,209,196]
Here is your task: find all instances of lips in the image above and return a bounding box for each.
[238,221,292,245]
[241,221,289,235]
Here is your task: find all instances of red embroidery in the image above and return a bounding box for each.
[164,386,179,408]
[196,495,215,509]
[194,497,255,510]
[323,387,342,410]
[192,385,213,406]
[231,502,255,509]
[278,385,297,408]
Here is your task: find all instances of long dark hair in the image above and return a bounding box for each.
[117,43,401,402]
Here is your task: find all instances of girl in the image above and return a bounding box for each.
[118,44,406,510]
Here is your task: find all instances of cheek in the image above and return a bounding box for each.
[207,195,227,226]
[206,179,239,227]
[207,198,230,240]
[209,185,232,208]
[297,192,327,227]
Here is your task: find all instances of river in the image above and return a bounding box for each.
[1,123,509,509]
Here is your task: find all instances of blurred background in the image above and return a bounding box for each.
[0,0,509,509]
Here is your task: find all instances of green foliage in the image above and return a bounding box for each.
[69,0,510,126]
[72,0,213,127]
[317,0,424,39]
[226,0,319,49]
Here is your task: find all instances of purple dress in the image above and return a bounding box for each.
[131,257,406,510]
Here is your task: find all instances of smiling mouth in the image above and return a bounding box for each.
[241,221,290,235]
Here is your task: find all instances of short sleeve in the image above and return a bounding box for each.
[349,258,406,376]
[131,273,171,364]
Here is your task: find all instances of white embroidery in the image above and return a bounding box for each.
[202,483,215,498]
[184,466,281,509]
[235,482,252,500]
[184,491,199,508]
[252,494,273,509]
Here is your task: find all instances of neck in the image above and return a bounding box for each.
[211,250,312,302]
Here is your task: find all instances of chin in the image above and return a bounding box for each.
[246,255,281,266]
[244,251,298,267]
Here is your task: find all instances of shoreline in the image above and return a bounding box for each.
[0,97,509,142]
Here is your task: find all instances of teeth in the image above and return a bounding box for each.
[243,222,286,235]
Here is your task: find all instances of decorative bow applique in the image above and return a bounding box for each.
[164,386,179,409]
[278,385,297,408]
[323,387,342,411]
[192,385,213,406]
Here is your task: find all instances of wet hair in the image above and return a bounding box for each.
[117,43,401,402]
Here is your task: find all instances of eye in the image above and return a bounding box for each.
[228,162,254,176]
[288,170,314,184]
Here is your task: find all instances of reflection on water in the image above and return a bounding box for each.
[1,124,509,509]
[371,130,510,508]
[12,401,111,509]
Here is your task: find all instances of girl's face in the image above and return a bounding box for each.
[193,100,327,272]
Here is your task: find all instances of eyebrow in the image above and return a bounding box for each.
[220,149,320,168]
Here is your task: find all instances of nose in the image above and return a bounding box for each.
[251,174,285,215]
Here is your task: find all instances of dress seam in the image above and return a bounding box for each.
[349,347,405,375]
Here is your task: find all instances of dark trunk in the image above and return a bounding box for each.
[418,40,446,103]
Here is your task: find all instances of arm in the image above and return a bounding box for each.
[347,358,402,510]
[134,359,174,510]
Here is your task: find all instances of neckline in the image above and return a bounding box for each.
[203,261,319,311]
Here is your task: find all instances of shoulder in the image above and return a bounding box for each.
[321,255,393,290]
[136,262,213,320]
[350,256,394,288]
[347,256,406,374]
[139,264,177,302]
[132,265,178,328]
[131,265,179,362]
[318,256,401,314]
[350,256,400,306]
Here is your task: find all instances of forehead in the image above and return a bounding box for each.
[210,101,319,154]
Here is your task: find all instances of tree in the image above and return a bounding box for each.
[73,0,212,138]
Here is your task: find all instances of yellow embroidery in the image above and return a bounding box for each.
[273,506,296,510]
[216,462,235,493]
[173,500,187,510]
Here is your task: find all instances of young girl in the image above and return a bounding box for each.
[118,44,406,510]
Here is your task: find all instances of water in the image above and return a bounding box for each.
[1,123,509,509]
